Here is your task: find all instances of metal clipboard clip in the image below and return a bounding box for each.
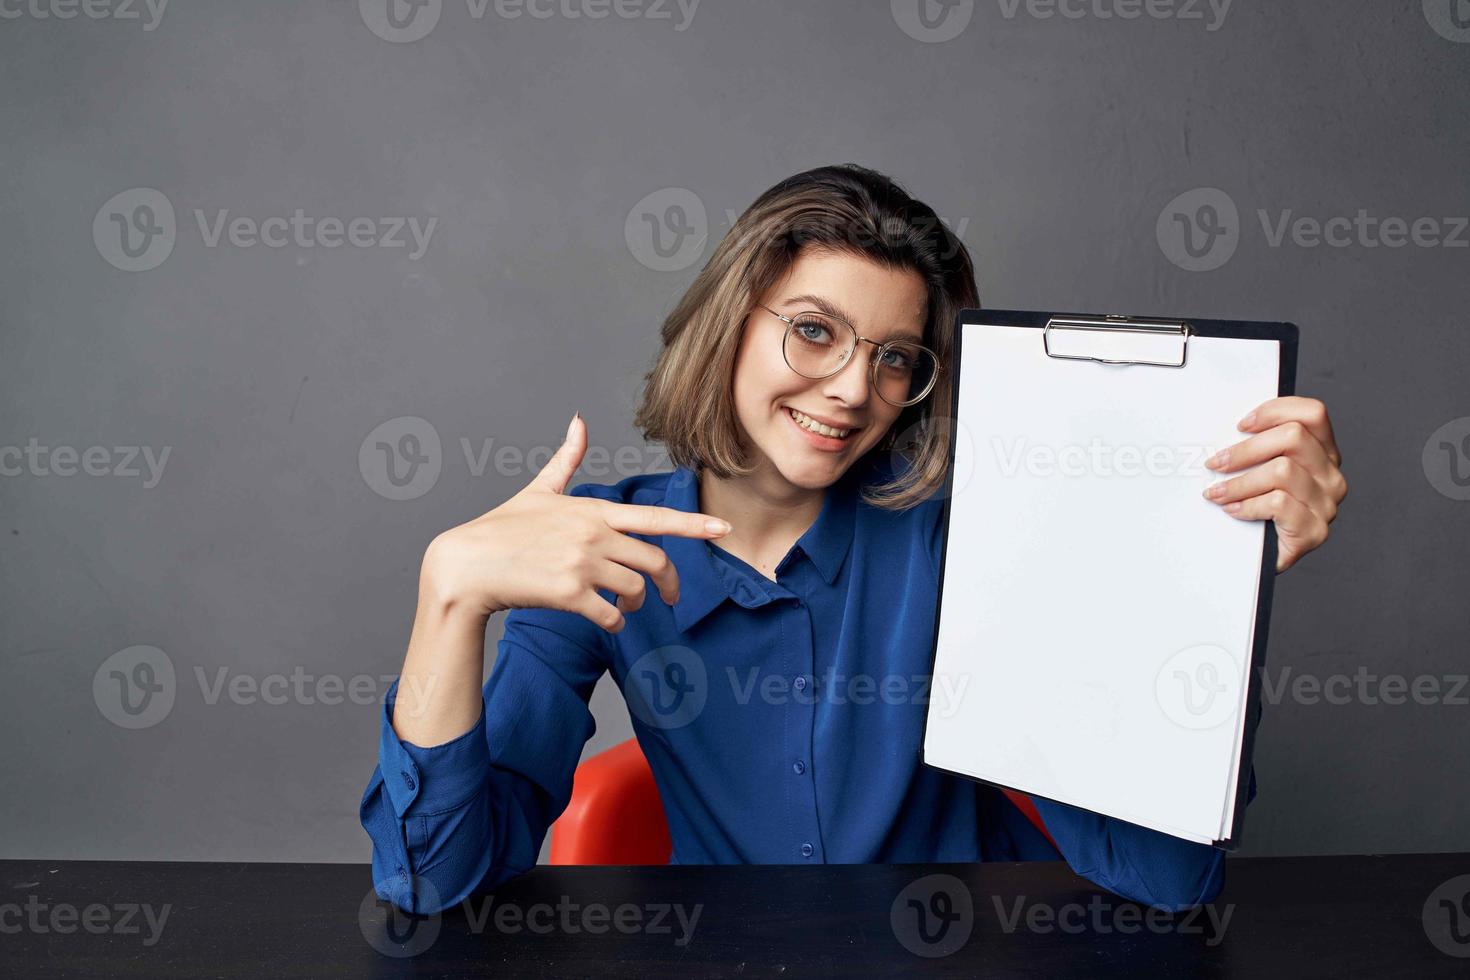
[1042,315,1192,368]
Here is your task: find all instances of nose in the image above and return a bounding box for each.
[819,340,876,408]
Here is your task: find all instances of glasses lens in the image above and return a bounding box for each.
[783,312,853,379]
[780,310,938,407]
[874,341,938,406]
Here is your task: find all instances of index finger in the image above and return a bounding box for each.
[1237,396,1340,465]
[599,501,732,539]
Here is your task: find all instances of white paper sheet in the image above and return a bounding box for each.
[924,321,1280,844]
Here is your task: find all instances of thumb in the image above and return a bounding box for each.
[528,412,587,494]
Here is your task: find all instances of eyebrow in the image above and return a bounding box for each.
[781,293,924,343]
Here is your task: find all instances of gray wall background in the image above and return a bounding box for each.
[2,1,1467,864]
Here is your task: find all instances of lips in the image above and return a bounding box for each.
[785,406,862,439]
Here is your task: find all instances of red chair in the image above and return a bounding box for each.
[549,738,1056,864]
[549,738,672,865]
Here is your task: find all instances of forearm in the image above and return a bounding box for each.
[391,571,491,747]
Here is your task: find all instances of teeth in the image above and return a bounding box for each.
[788,407,853,439]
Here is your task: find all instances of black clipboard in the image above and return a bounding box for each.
[923,308,1298,850]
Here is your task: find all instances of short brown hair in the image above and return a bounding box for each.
[634,164,978,510]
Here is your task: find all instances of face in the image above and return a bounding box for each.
[730,247,929,492]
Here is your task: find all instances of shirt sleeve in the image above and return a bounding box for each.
[359,485,613,914]
[1027,797,1228,912]
[1029,702,1263,911]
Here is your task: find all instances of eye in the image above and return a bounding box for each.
[879,347,914,371]
[793,317,835,345]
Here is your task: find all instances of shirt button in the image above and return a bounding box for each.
[793,676,807,692]
[800,842,814,858]
[401,771,416,791]
[792,760,806,775]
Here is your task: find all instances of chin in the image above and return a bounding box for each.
[776,459,846,490]
[766,439,869,490]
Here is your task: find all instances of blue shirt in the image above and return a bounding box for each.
[360,455,1238,914]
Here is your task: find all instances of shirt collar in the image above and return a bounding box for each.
[660,461,860,632]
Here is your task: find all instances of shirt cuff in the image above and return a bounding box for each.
[378,677,491,819]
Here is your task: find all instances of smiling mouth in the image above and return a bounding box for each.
[786,406,860,440]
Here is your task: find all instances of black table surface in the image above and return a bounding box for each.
[2,854,1467,977]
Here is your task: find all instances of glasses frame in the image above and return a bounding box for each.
[758,304,941,408]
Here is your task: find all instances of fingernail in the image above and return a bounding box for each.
[706,519,731,534]
[566,413,578,438]
[1238,412,1257,431]
[1224,502,1242,515]
[1206,449,1229,470]
[1203,483,1225,500]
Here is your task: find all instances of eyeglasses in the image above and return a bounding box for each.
[758,304,940,408]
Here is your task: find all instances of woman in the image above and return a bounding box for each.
[360,165,1347,915]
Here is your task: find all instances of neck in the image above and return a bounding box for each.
[696,460,831,577]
